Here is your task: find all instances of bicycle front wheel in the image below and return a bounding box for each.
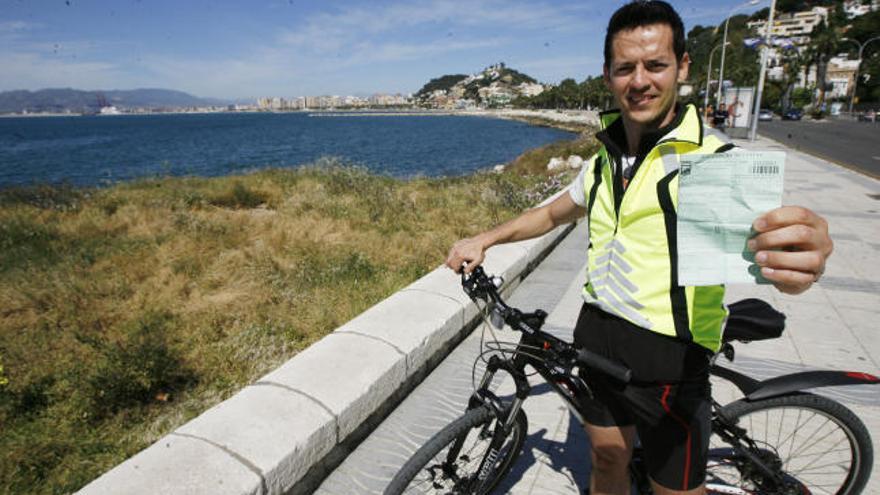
[707,393,873,495]
[384,405,527,495]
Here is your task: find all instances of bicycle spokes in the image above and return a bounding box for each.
[710,403,859,495]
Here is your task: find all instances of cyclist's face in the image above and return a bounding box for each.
[604,23,689,130]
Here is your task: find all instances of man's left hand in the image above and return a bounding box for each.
[749,206,833,295]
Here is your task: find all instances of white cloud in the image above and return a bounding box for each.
[277,0,586,52]
[514,54,604,84]
[0,52,128,91]
[0,20,39,34]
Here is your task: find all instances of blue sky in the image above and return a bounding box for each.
[0,0,768,100]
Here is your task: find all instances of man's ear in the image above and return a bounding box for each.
[603,64,611,88]
[678,52,691,82]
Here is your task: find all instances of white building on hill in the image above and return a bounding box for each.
[747,6,828,47]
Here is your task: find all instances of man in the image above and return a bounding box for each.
[712,102,729,132]
[445,2,832,494]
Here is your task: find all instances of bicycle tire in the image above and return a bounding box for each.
[707,392,873,495]
[384,405,528,495]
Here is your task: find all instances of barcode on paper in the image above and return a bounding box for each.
[752,165,780,174]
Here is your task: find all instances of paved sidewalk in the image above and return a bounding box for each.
[316,135,880,494]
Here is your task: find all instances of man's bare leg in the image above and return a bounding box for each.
[584,423,636,495]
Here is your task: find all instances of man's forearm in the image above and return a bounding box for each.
[475,205,560,250]
[476,194,585,250]
[446,192,584,272]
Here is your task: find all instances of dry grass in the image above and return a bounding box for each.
[0,157,576,494]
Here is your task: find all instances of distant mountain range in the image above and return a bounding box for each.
[0,88,228,114]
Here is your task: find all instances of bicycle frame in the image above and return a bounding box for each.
[465,336,799,495]
[454,268,877,494]
[467,330,592,429]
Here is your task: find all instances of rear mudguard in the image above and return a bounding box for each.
[711,364,880,401]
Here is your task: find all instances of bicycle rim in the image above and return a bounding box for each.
[708,394,872,495]
[388,406,527,494]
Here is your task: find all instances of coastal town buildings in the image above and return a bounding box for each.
[256,93,413,110]
[826,56,862,100]
[256,62,548,112]
[419,63,546,109]
[746,3,875,101]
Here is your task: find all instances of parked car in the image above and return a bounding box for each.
[781,108,803,120]
[858,110,876,122]
[758,108,773,121]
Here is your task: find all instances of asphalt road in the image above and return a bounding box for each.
[756,118,880,178]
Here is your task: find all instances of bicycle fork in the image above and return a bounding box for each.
[464,355,531,489]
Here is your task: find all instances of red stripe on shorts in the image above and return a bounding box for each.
[661,384,693,491]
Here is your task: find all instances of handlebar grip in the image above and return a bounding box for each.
[577,348,632,384]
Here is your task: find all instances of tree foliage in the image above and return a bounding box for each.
[512,76,612,110]
[414,74,468,98]
[842,11,880,105]
[684,16,760,108]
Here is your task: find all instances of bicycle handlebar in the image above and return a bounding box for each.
[576,348,633,384]
[462,266,631,384]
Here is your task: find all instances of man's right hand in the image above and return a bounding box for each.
[445,236,488,274]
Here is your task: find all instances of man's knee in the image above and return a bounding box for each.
[590,442,631,472]
[586,424,634,472]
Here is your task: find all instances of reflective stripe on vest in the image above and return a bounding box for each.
[582,103,730,352]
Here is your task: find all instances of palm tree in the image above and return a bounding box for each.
[809,5,847,111]
[811,19,837,111]
[780,49,805,109]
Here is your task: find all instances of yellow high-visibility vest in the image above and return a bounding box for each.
[582,103,733,352]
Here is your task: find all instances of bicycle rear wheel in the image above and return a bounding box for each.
[384,405,527,495]
[707,393,872,495]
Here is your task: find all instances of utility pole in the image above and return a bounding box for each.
[717,0,760,106]
[842,36,880,114]
[749,0,777,141]
[705,43,729,117]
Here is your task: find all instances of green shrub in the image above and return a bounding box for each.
[9,375,55,417]
[96,195,126,216]
[0,214,61,272]
[0,184,85,211]
[308,158,372,195]
[0,357,7,388]
[208,181,267,209]
[85,311,196,419]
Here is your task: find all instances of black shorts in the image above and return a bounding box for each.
[573,303,713,491]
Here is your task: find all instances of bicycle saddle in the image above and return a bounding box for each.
[722,298,786,343]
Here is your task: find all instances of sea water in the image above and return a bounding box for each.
[0,112,574,188]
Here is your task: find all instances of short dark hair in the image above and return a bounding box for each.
[604,0,686,68]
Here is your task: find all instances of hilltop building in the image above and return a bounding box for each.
[747,6,828,46]
[844,0,879,18]
[518,82,545,98]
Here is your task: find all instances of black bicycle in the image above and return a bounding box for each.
[385,267,879,495]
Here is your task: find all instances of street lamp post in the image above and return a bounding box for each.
[749,0,777,141]
[704,43,729,118]
[842,36,880,114]
[717,0,761,106]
